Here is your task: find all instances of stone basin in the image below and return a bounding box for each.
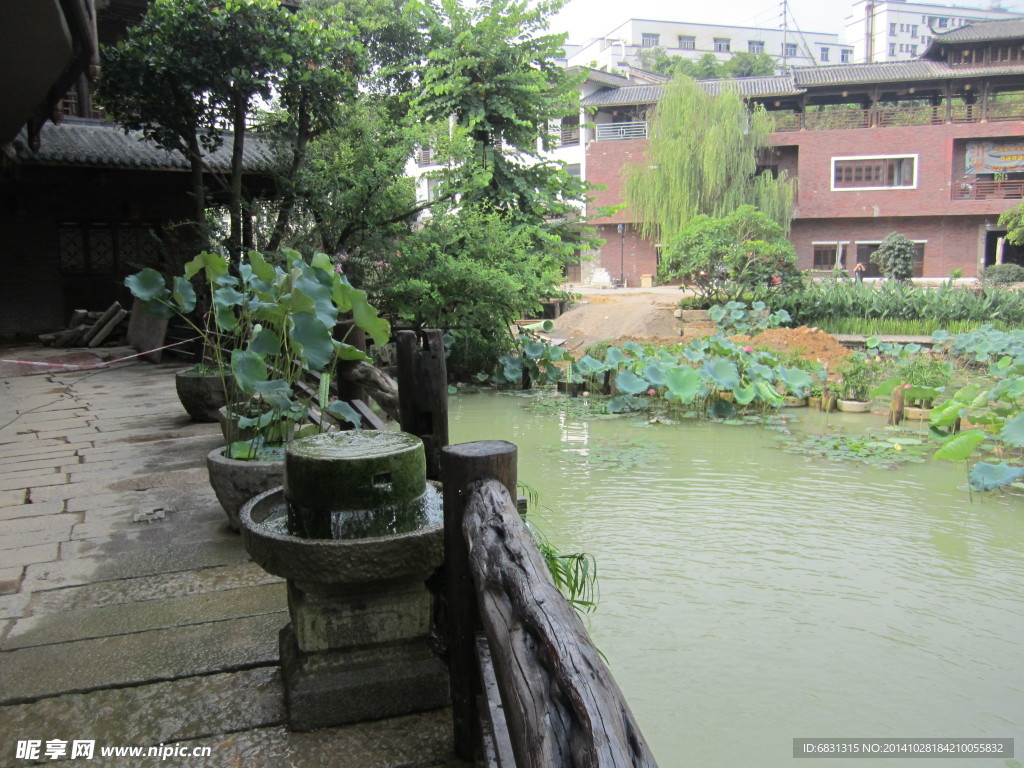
[236,431,449,731]
[239,487,443,585]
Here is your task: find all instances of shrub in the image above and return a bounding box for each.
[870,232,917,282]
[982,263,1024,286]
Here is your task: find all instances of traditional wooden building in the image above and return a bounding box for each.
[581,18,1024,285]
[1,0,276,339]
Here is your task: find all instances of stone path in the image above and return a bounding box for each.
[0,348,458,767]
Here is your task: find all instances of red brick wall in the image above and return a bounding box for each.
[586,139,648,224]
[791,216,985,277]
[767,122,1024,220]
[593,223,660,287]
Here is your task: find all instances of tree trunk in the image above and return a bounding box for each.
[268,97,311,253]
[187,131,208,250]
[229,97,247,266]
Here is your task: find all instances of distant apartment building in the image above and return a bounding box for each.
[846,0,1024,62]
[566,18,846,71]
[579,19,1024,285]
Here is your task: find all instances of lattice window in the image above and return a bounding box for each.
[90,225,115,272]
[58,224,87,273]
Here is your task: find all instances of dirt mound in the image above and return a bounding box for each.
[550,291,680,354]
[730,326,852,370]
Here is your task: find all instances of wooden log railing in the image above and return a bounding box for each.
[442,441,659,768]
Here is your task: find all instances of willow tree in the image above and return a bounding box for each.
[625,75,794,244]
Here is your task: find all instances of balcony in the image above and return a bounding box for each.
[594,121,648,141]
[953,179,1024,200]
[559,125,581,147]
[416,147,435,167]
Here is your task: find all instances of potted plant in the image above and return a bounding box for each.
[127,248,391,529]
[835,354,881,412]
[873,354,954,421]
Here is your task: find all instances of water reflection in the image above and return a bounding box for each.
[449,392,1024,767]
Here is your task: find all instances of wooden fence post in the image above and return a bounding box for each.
[398,330,449,481]
[441,441,518,762]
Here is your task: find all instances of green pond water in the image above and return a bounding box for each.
[448,391,1024,767]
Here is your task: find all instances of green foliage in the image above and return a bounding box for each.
[637,50,777,79]
[997,198,1024,246]
[780,428,931,469]
[658,206,800,303]
[624,76,794,244]
[768,280,1024,329]
[870,232,917,282]
[835,354,883,401]
[982,263,1024,286]
[126,249,388,454]
[710,300,792,336]
[373,208,568,379]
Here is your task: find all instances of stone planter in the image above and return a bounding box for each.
[206,447,284,531]
[239,431,448,731]
[783,396,808,407]
[903,406,933,421]
[836,398,870,413]
[808,396,822,411]
[175,368,233,423]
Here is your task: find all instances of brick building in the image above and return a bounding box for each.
[581,18,1024,285]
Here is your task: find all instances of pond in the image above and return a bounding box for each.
[449,391,1024,767]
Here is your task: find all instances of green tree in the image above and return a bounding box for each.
[658,205,799,304]
[638,50,776,79]
[997,199,1024,246]
[101,0,356,262]
[871,232,917,282]
[625,75,794,244]
[412,0,587,224]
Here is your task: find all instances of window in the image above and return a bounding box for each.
[783,42,798,57]
[641,33,659,48]
[911,25,918,37]
[714,38,731,52]
[679,35,695,49]
[566,163,581,179]
[841,48,853,63]
[748,40,764,54]
[833,155,917,190]
[938,17,948,28]
[889,43,897,57]
[813,243,847,270]
[820,47,829,62]
[856,243,925,277]
[910,45,918,56]
[890,23,897,35]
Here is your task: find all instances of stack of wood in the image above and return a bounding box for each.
[39,302,129,348]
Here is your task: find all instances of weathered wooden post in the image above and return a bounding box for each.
[398,329,449,480]
[334,319,368,405]
[441,440,518,762]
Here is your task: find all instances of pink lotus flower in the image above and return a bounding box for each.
[772,275,782,284]
[743,346,754,353]
[647,388,656,395]
[699,271,706,276]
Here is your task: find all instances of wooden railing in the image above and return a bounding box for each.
[952,179,1024,200]
[559,126,581,147]
[875,105,944,127]
[442,441,659,767]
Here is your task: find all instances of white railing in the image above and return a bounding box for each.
[595,121,648,141]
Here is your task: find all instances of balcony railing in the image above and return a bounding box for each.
[953,179,1024,200]
[416,147,436,167]
[875,105,945,127]
[803,108,871,130]
[594,121,648,141]
[559,125,581,147]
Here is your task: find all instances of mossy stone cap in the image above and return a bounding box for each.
[284,431,426,514]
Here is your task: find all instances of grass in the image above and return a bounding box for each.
[813,317,1012,336]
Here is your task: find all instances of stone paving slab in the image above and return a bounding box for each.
[0,514,78,540]
[0,568,23,596]
[27,562,281,614]
[178,710,453,768]
[22,537,251,592]
[0,667,286,766]
[0,491,27,507]
[0,544,58,570]
[4,583,286,650]
[0,612,284,704]
[0,501,66,523]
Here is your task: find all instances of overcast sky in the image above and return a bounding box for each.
[546,0,1024,45]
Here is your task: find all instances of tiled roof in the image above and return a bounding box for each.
[582,84,665,107]
[12,118,276,172]
[582,75,802,107]
[792,58,1024,86]
[929,18,1024,44]
[702,74,802,98]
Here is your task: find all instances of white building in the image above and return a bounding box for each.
[565,18,846,71]
[845,0,1024,62]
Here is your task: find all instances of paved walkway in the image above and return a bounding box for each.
[0,347,457,767]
